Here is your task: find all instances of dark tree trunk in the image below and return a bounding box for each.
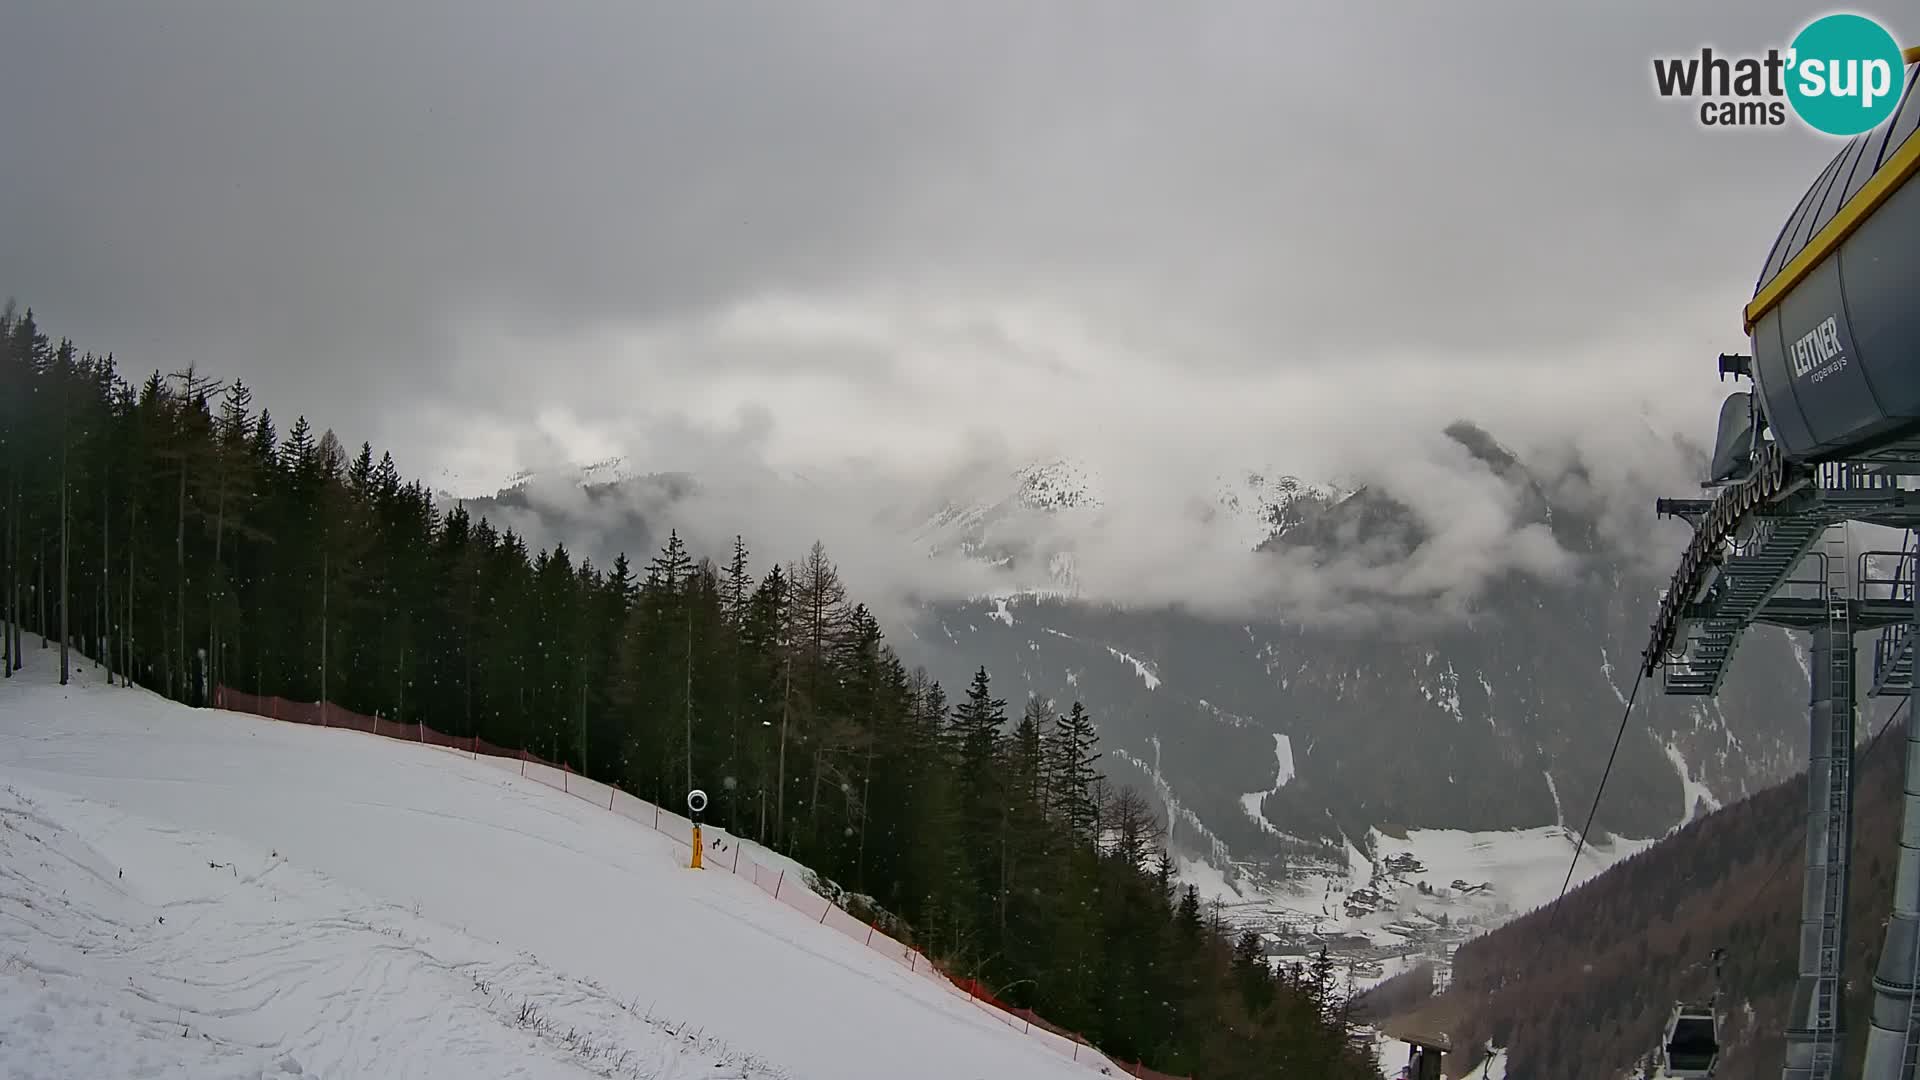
[175,460,185,701]
[101,490,110,682]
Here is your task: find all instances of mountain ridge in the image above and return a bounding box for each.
[452,420,1809,934]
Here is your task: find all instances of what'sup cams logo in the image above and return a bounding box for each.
[1653,12,1908,135]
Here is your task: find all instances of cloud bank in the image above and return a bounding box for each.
[458,290,1719,627]
[1,1,1834,626]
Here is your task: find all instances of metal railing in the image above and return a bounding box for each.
[1818,462,1903,492]
[1873,533,1920,693]
[1772,552,1832,603]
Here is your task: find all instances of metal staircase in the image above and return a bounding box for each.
[1664,510,1832,695]
[1874,531,1920,698]
[1667,470,1920,698]
[1878,623,1915,695]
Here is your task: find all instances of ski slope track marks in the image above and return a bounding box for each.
[0,659,1106,1080]
[0,783,780,1080]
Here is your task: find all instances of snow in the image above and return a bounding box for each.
[1367,825,1655,920]
[1269,734,1295,787]
[1544,770,1564,829]
[1210,470,1320,551]
[1236,792,1275,835]
[1345,950,1422,995]
[1172,853,1257,907]
[0,659,1110,1080]
[1599,648,1631,707]
[0,784,780,1080]
[1116,747,1229,864]
[1663,741,1721,824]
[1104,647,1160,690]
[1366,1029,1503,1080]
[1416,663,1464,723]
[987,597,1014,626]
[1366,1030,1415,1079]
[1355,923,1411,947]
[575,456,637,488]
[1164,818,1654,994]
[1012,460,1104,511]
[1346,836,1374,893]
[1235,735,1296,838]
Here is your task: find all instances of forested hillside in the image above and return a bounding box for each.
[0,305,1376,1079]
[471,430,1809,886]
[1365,700,1910,1079]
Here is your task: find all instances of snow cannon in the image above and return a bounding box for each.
[687,788,707,870]
[1741,55,1920,466]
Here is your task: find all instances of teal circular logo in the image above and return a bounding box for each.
[1786,14,1907,136]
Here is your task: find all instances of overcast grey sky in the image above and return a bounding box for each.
[2,2,1900,610]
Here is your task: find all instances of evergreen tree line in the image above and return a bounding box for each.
[0,305,1376,1078]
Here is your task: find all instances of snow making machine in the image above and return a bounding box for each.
[1642,50,1920,1080]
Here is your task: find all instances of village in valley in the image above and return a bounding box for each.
[1179,822,1645,1001]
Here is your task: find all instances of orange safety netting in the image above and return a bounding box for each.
[211,686,1191,1080]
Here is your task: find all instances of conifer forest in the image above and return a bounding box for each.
[0,305,1378,1079]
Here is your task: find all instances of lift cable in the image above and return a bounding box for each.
[1523,690,1907,1079]
[1548,665,1645,927]
[1553,670,1908,934]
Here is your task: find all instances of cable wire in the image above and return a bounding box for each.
[1517,530,1920,1075]
[1548,664,1645,928]
[1544,662,1903,932]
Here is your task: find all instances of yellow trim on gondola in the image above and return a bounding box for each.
[1744,101,1920,332]
[1907,46,1920,64]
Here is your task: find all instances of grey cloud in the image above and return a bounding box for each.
[476,379,1708,630]
[2,0,1870,618]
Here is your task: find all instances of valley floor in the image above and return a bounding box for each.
[1177,820,1653,1004]
[0,657,1099,1080]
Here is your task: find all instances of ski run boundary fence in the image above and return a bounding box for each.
[212,686,1192,1080]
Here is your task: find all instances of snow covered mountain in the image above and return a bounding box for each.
[892,427,1806,908]
[898,458,1336,594]
[453,421,1811,945]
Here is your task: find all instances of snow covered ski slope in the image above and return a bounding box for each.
[0,660,1107,1080]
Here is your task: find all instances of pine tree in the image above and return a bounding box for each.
[646,529,693,592]
[1309,946,1338,1019]
[1177,884,1203,937]
[0,304,1380,1080]
[947,666,1007,961]
[1013,696,1047,805]
[720,536,752,831]
[1048,701,1101,841]
[722,535,751,628]
[202,378,257,694]
[1232,929,1273,1011]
